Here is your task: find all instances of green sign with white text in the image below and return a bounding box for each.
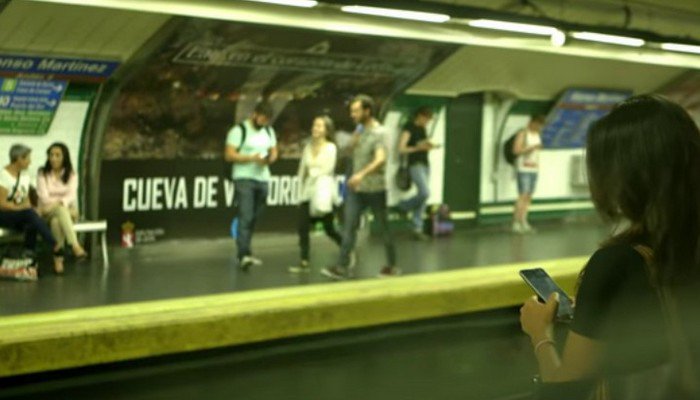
[0,77,67,135]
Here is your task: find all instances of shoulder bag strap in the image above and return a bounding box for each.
[7,170,21,201]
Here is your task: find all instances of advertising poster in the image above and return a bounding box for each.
[541,88,631,149]
[100,19,456,243]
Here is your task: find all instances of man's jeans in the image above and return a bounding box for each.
[234,179,268,260]
[0,208,56,251]
[398,164,430,231]
[337,190,396,268]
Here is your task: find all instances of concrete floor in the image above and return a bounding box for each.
[0,219,609,316]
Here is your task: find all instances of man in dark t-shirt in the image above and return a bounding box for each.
[395,106,437,240]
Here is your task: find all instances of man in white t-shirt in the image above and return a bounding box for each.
[0,144,62,271]
[224,102,278,269]
[512,115,545,234]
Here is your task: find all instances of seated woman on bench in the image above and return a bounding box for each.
[0,144,65,273]
[36,142,87,260]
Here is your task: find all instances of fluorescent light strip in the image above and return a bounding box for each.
[341,5,450,23]
[242,0,318,7]
[571,31,644,47]
[468,19,558,36]
[661,42,700,55]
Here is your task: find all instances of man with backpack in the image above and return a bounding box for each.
[509,115,545,234]
[224,102,278,269]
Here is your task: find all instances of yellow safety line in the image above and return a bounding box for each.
[0,256,588,377]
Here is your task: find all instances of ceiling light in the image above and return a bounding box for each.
[242,0,318,7]
[550,30,566,47]
[340,5,450,23]
[661,42,700,55]
[571,32,645,47]
[467,19,558,36]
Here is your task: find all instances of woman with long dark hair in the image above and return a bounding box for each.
[520,95,699,399]
[37,142,87,266]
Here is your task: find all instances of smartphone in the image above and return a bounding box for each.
[519,268,574,321]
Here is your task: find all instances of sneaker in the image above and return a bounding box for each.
[512,221,524,234]
[321,266,348,280]
[378,266,402,278]
[240,256,258,270]
[412,230,431,241]
[289,260,310,273]
[248,256,263,266]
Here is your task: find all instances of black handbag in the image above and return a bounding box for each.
[396,156,411,191]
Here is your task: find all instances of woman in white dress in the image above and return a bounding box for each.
[290,116,342,273]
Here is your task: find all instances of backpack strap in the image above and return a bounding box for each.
[237,123,273,150]
[238,122,247,149]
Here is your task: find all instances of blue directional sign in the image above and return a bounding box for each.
[0,78,67,135]
[542,88,632,149]
[0,54,119,81]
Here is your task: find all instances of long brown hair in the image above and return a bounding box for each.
[314,115,335,142]
[585,95,700,286]
[41,142,74,184]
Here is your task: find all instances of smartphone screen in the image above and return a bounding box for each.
[519,268,574,321]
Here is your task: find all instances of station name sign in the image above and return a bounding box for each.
[541,88,632,149]
[0,54,120,82]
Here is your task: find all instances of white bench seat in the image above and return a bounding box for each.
[0,220,109,266]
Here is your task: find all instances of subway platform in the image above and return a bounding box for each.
[0,219,605,400]
[1,218,607,316]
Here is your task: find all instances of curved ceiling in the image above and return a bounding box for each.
[416,0,700,41]
[0,0,168,61]
[410,45,685,98]
[0,0,693,99]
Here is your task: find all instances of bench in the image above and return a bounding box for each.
[0,220,109,266]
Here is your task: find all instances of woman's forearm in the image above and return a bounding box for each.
[533,339,563,381]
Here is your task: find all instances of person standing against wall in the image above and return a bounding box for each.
[289,115,342,273]
[322,94,399,280]
[395,106,437,240]
[512,115,545,234]
[224,102,278,269]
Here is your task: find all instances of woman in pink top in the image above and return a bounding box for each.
[36,142,87,260]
